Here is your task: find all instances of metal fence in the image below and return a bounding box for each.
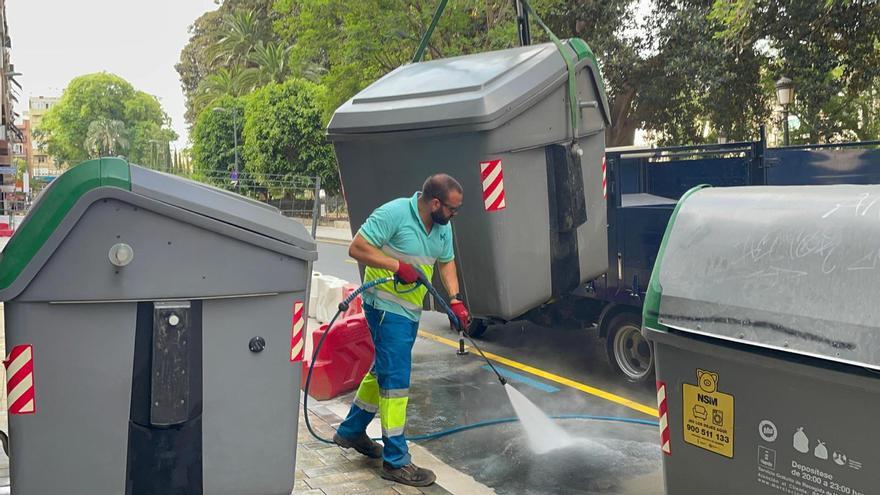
[153,166,349,233]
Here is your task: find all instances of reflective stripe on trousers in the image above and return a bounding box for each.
[336,304,419,468]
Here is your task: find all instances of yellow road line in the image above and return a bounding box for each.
[418,330,658,418]
[345,259,358,264]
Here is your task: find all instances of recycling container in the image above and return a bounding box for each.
[328,40,610,320]
[0,158,317,495]
[644,185,880,495]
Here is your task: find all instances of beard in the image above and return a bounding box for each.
[431,210,451,225]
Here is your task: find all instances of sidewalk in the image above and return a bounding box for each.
[315,224,353,243]
[297,402,453,495]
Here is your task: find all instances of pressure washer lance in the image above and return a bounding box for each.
[415,272,506,386]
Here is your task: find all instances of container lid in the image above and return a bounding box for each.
[128,165,316,253]
[645,185,880,370]
[328,39,610,136]
[0,158,316,296]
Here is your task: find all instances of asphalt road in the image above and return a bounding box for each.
[314,240,663,494]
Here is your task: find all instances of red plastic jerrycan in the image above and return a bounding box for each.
[302,314,374,400]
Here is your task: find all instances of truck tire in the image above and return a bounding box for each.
[467,318,489,339]
[605,312,654,383]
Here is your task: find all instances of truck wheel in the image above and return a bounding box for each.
[467,319,489,339]
[605,313,654,382]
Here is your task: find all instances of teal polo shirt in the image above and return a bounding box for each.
[358,192,455,321]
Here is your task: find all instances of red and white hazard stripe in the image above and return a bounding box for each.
[657,380,670,455]
[5,345,35,415]
[479,159,506,212]
[290,301,305,362]
[602,156,607,200]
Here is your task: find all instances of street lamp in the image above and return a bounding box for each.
[213,106,241,192]
[775,76,794,146]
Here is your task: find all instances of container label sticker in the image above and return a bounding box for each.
[756,419,869,495]
[682,368,734,458]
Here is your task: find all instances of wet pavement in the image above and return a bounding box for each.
[316,240,664,494]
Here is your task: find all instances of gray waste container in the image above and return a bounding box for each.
[328,40,610,320]
[643,185,880,495]
[0,158,317,495]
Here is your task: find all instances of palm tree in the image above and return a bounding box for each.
[208,9,266,68]
[300,63,328,83]
[245,41,293,85]
[193,67,258,114]
[84,118,129,157]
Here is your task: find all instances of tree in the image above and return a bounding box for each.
[192,67,258,112]
[208,9,270,67]
[176,8,224,125]
[176,0,276,125]
[710,0,880,143]
[274,0,520,120]
[190,94,247,186]
[246,41,293,86]
[242,79,339,193]
[37,73,177,166]
[84,118,129,157]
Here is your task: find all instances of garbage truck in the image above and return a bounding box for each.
[328,37,880,383]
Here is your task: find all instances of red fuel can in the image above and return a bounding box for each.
[302,314,374,400]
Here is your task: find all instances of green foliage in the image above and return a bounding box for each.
[84,118,129,157]
[242,79,339,193]
[192,66,259,113]
[208,9,271,67]
[191,94,246,186]
[633,2,769,145]
[709,0,880,143]
[180,0,880,154]
[246,41,293,86]
[37,73,177,166]
[274,0,519,120]
[176,9,224,124]
[176,0,278,124]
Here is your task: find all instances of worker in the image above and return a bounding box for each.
[333,174,471,487]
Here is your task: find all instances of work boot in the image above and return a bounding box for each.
[380,461,437,487]
[333,432,383,459]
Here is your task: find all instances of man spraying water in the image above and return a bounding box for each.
[333,174,471,487]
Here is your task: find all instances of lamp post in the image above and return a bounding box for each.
[775,76,794,146]
[213,106,241,193]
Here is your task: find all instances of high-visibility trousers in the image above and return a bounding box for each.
[337,303,419,467]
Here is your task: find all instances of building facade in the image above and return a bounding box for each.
[0,0,23,218]
[27,96,62,177]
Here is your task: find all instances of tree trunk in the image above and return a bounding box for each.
[606,86,638,148]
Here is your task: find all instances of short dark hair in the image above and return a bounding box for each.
[421,174,463,202]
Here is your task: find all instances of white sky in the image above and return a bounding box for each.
[7,0,218,147]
